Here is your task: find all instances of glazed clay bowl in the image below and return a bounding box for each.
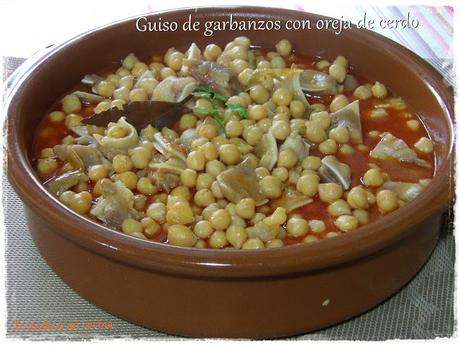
[6,6,454,338]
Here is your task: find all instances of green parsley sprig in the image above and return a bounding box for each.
[191,84,248,129]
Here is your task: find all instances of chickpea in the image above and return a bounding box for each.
[249,84,270,104]
[255,167,270,180]
[371,81,388,98]
[225,120,244,138]
[334,215,359,232]
[40,148,54,158]
[133,195,147,211]
[203,44,222,61]
[112,154,133,173]
[122,53,139,70]
[277,149,298,168]
[363,168,384,187]
[272,167,289,182]
[238,68,254,86]
[235,198,255,220]
[309,220,326,233]
[118,171,138,189]
[160,67,176,79]
[270,56,286,68]
[118,75,134,89]
[329,64,347,83]
[231,58,249,74]
[94,101,111,113]
[146,202,166,223]
[219,144,241,165]
[59,190,75,205]
[257,60,271,69]
[201,160,222,178]
[305,121,327,144]
[139,78,158,95]
[178,113,198,131]
[142,218,161,237]
[199,142,218,162]
[88,164,108,181]
[296,174,319,197]
[197,123,217,140]
[196,173,214,190]
[329,95,349,112]
[193,220,214,239]
[287,217,309,237]
[376,190,399,214]
[166,200,195,225]
[194,189,215,207]
[137,177,156,195]
[68,191,92,215]
[207,209,231,231]
[130,147,151,169]
[318,183,343,203]
[95,80,115,97]
[131,62,148,77]
[316,60,330,70]
[329,127,350,144]
[242,238,265,250]
[301,156,321,170]
[272,88,293,107]
[209,231,228,249]
[405,119,420,131]
[167,51,184,71]
[414,137,433,153]
[340,144,354,155]
[168,224,197,247]
[62,94,82,114]
[37,158,58,175]
[266,239,284,248]
[260,176,283,199]
[272,120,291,140]
[310,111,331,130]
[347,186,369,209]
[248,104,268,121]
[327,199,352,217]
[129,88,148,102]
[303,235,319,243]
[275,39,292,57]
[65,114,83,128]
[353,84,373,100]
[353,209,369,225]
[113,86,130,101]
[186,151,206,171]
[242,125,263,146]
[120,218,142,235]
[289,100,306,118]
[318,139,338,154]
[226,225,248,249]
[49,111,65,123]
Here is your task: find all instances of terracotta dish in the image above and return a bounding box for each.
[5,7,454,338]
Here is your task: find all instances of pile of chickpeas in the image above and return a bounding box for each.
[35,36,434,249]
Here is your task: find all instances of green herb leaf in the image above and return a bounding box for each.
[226,102,248,119]
[193,84,229,104]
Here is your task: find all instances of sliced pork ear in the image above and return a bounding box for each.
[90,179,139,230]
[134,70,155,89]
[318,155,352,190]
[190,60,233,96]
[297,69,338,95]
[271,187,313,213]
[370,133,431,168]
[72,91,104,103]
[216,158,267,206]
[330,100,363,144]
[255,130,278,171]
[382,181,424,202]
[45,171,88,197]
[53,144,104,170]
[152,76,198,102]
[153,132,188,162]
[279,134,310,163]
[93,117,139,159]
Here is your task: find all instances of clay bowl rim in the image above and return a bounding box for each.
[6,6,454,279]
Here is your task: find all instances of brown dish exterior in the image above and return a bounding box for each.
[6,7,454,338]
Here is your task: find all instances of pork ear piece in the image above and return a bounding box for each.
[90,179,140,230]
[279,133,311,163]
[330,100,363,144]
[297,69,338,95]
[216,158,267,206]
[93,117,139,159]
[318,155,352,190]
[255,130,278,171]
[271,187,313,213]
[44,171,89,197]
[381,181,425,202]
[53,144,105,170]
[370,133,431,168]
[152,76,198,103]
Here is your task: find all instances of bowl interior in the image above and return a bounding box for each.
[7,6,454,276]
